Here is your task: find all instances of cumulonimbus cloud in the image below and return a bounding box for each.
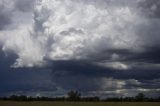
[0,0,160,68]
[1,0,160,98]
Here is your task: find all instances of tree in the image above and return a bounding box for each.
[135,93,145,101]
[67,90,81,101]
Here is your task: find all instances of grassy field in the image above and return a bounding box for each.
[0,101,160,106]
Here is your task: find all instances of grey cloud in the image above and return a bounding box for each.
[50,60,160,97]
[0,0,35,31]
[105,47,160,65]
[0,0,149,67]
[139,0,160,18]
[129,47,160,64]
[0,0,159,69]
[1,47,160,98]
[15,0,35,12]
[51,75,101,92]
[50,60,160,80]
[0,13,11,30]
[49,60,160,95]
[0,5,12,30]
[0,0,160,98]
[91,88,160,98]
[139,79,160,89]
[60,28,84,35]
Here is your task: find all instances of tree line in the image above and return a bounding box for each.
[0,91,160,102]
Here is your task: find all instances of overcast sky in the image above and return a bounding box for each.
[0,0,160,98]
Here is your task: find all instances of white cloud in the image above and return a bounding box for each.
[101,78,126,90]
[0,0,157,68]
[126,79,141,85]
[31,0,142,66]
[97,62,129,70]
[2,25,45,67]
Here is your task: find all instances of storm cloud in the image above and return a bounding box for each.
[0,0,160,98]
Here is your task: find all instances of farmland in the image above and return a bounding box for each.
[0,101,159,106]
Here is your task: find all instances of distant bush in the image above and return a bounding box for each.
[0,92,159,102]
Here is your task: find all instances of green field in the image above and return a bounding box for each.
[0,101,160,106]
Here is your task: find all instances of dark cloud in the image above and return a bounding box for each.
[108,47,160,64]
[139,0,160,18]
[0,51,160,97]
[50,60,160,80]
[0,0,160,98]
[47,60,160,96]
[129,47,160,64]
[140,79,160,89]
[0,51,56,97]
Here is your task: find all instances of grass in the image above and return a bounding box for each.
[0,101,160,106]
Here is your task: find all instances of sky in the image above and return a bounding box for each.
[0,0,160,98]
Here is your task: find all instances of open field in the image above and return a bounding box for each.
[0,101,160,106]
